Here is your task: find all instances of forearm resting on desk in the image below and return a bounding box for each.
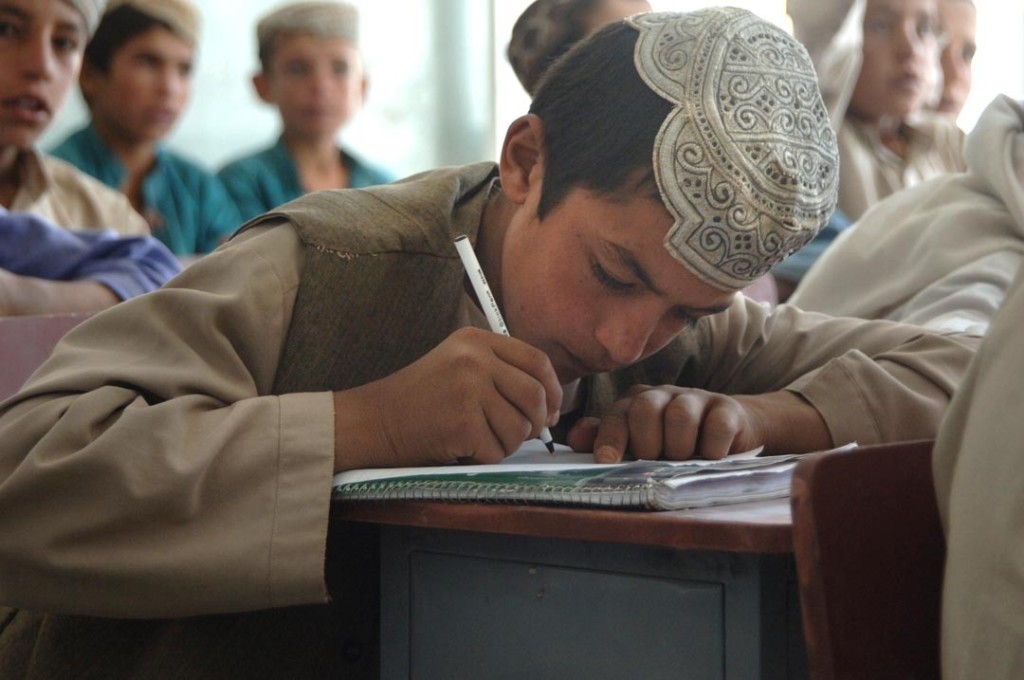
[733,390,832,455]
[0,269,119,316]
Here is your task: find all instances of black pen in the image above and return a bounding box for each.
[453,235,556,453]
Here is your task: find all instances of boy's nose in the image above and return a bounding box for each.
[19,38,58,80]
[595,314,653,367]
[894,21,931,58]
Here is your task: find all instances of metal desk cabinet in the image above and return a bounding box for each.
[378,526,806,679]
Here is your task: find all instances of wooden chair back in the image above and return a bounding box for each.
[0,312,93,401]
[791,439,944,680]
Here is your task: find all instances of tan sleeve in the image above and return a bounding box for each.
[0,223,336,618]
[787,0,857,62]
[932,267,1024,678]
[696,298,980,446]
[22,155,151,236]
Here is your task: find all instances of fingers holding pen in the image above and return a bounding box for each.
[422,328,554,449]
[489,333,563,429]
[365,327,560,466]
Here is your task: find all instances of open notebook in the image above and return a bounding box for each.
[331,442,856,511]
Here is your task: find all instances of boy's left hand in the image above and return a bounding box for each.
[567,385,832,463]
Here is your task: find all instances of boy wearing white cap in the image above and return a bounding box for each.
[0,0,147,233]
[218,0,394,222]
[0,0,176,315]
[0,10,978,677]
[51,0,242,256]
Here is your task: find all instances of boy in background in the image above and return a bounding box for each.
[218,1,394,222]
[933,0,976,119]
[0,0,146,233]
[1,0,175,315]
[788,0,965,222]
[51,0,241,256]
[507,0,652,96]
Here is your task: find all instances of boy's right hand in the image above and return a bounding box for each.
[331,327,562,471]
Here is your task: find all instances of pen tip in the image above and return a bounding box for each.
[544,440,555,453]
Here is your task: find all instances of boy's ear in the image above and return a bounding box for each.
[78,61,100,104]
[499,114,545,205]
[252,73,274,104]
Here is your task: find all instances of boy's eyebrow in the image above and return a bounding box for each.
[0,5,29,21]
[687,301,733,317]
[0,4,85,36]
[610,242,731,316]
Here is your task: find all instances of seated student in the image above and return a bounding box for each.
[932,260,1024,679]
[0,0,148,235]
[790,94,1024,336]
[50,0,241,256]
[507,0,652,97]
[0,10,978,676]
[0,206,179,315]
[774,0,968,303]
[933,0,976,119]
[218,1,394,222]
[788,0,966,222]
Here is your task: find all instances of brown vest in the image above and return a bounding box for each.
[0,162,705,679]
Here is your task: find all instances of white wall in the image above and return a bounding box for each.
[42,0,1024,179]
[957,0,1024,130]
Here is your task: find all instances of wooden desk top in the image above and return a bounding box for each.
[332,496,793,554]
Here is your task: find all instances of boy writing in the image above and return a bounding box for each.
[0,10,977,677]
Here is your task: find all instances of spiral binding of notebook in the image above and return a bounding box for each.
[332,453,818,511]
[338,477,657,508]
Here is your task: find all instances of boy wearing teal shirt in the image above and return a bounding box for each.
[51,0,241,256]
[219,136,392,223]
[53,123,240,255]
[218,1,394,222]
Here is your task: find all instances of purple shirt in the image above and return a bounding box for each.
[0,207,180,300]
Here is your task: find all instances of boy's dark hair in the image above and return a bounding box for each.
[529,22,669,220]
[84,6,173,73]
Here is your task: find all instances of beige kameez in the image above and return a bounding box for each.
[8,150,148,235]
[0,164,979,677]
[933,265,1024,679]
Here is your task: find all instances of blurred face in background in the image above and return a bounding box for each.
[254,33,366,143]
[81,26,194,146]
[849,0,941,122]
[935,0,976,117]
[0,0,85,151]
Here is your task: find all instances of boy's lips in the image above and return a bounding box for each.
[2,95,51,124]
[144,108,180,126]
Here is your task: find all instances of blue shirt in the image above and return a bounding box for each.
[0,207,181,301]
[772,208,854,283]
[50,125,242,256]
[218,137,395,222]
